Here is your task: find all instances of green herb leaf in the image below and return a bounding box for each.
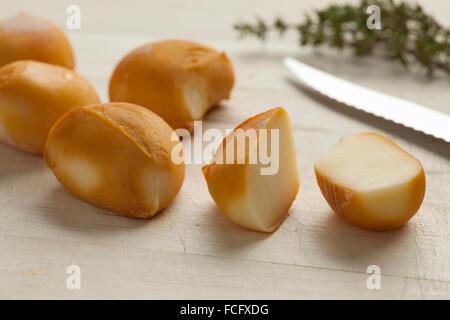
[234,0,450,75]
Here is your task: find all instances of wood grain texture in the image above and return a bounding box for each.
[0,0,449,299]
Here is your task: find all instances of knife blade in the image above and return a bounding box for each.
[284,57,450,143]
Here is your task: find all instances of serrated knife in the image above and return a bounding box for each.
[284,57,450,142]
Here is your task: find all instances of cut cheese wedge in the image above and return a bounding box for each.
[202,107,300,232]
[314,133,426,231]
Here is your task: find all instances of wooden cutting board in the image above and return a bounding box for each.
[0,0,449,299]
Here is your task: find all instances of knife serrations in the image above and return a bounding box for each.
[284,57,450,143]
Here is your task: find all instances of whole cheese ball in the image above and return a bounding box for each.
[0,60,100,154]
[44,102,185,218]
[0,13,75,69]
[109,40,235,131]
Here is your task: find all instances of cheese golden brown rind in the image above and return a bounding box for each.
[314,133,426,231]
[0,60,99,154]
[44,102,185,218]
[109,40,234,131]
[0,13,75,69]
[202,107,300,232]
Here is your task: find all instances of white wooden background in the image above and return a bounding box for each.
[0,0,449,299]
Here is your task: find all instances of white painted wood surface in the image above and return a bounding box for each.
[0,0,449,299]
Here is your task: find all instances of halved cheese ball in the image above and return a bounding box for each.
[314,133,426,231]
[0,13,74,69]
[109,40,234,131]
[44,102,185,218]
[202,107,300,232]
[0,60,100,154]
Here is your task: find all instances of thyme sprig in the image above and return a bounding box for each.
[234,0,450,75]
